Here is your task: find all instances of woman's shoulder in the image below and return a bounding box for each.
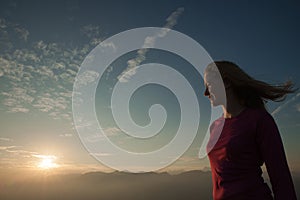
[245,107,270,116]
[210,107,274,129]
[245,107,275,122]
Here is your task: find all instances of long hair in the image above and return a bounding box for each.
[207,61,296,109]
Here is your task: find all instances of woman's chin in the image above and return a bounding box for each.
[210,100,221,107]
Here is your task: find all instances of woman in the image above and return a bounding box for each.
[204,61,297,200]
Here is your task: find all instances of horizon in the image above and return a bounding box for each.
[1,169,300,199]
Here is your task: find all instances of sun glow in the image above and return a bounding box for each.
[36,155,58,170]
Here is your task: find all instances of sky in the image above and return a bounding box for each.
[0,0,300,175]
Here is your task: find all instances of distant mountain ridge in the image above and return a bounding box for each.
[1,170,299,200]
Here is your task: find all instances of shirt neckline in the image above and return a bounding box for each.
[223,107,249,121]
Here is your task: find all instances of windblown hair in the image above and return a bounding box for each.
[206,61,296,109]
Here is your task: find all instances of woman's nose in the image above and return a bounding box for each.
[204,87,210,96]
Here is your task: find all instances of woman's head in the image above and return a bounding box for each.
[203,63,226,107]
[204,61,296,109]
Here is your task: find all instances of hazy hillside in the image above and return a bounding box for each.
[1,170,299,200]
[1,170,212,200]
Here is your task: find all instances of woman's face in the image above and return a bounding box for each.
[204,70,226,107]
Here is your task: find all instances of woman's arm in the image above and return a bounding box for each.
[256,111,297,200]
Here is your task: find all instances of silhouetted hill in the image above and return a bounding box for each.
[1,170,299,200]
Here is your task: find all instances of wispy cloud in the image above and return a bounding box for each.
[0,145,17,150]
[81,24,101,38]
[8,106,30,113]
[34,97,65,112]
[89,152,112,157]
[83,127,121,143]
[0,146,38,162]
[14,27,29,42]
[296,103,300,112]
[0,145,62,168]
[0,137,13,142]
[2,87,35,104]
[0,19,104,121]
[2,86,34,113]
[0,18,29,52]
[103,126,121,136]
[80,24,103,46]
[117,7,184,82]
[32,154,57,159]
[271,92,300,116]
[105,65,114,80]
[75,70,99,87]
[59,133,73,137]
[100,41,117,51]
[0,10,184,122]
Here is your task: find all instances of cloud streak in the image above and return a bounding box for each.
[0,137,13,142]
[117,7,184,82]
[271,92,300,116]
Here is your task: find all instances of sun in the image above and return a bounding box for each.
[37,155,58,170]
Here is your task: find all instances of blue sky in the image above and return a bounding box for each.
[0,0,299,174]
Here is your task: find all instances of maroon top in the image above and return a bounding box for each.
[207,108,297,200]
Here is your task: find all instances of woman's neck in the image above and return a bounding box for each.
[222,104,246,119]
[222,91,246,119]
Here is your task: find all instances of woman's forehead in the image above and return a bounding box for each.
[204,71,222,84]
[204,71,215,81]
